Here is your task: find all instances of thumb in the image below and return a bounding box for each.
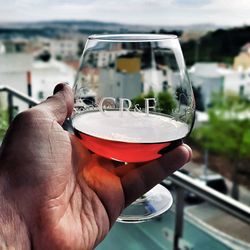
[34,83,74,125]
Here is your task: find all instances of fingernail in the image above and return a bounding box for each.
[53,83,65,94]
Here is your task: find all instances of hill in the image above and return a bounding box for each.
[0,20,220,39]
[181,25,250,66]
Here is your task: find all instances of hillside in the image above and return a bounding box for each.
[0,20,248,67]
[181,26,250,66]
[0,20,219,39]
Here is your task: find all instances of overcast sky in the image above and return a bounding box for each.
[0,0,249,27]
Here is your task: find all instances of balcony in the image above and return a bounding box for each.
[0,85,250,250]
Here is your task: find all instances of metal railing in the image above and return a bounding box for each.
[1,85,250,250]
[164,172,250,249]
[0,85,38,124]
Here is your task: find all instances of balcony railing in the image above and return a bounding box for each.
[1,85,250,250]
[0,85,37,124]
[165,172,250,249]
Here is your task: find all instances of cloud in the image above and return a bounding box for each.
[174,0,213,7]
[0,0,249,26]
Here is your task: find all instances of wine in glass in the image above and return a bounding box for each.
[72,34,195,223]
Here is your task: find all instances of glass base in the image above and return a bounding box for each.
[117,184,173,223]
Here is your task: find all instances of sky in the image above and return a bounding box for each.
[0,0,249,27]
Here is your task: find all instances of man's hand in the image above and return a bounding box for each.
[0,83,191,250]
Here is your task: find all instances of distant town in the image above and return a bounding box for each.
[0,21,249,111]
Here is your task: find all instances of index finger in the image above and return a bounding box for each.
[120,144,192,206]
[34,83,74,125]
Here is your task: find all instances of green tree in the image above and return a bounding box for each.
[132,90,155,109]
[192,93,250,199]
[132,90,176,115]
[181,25,250,66]
[157,91,176,114]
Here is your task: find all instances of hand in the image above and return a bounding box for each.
[0,83,192,250]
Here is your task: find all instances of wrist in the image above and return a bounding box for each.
[0,178,31,249]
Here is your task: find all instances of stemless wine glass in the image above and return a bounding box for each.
[72,34,195,223]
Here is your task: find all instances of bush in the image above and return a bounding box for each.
[132,90,176,115]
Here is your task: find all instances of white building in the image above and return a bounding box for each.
[142,67,172,94]
[49,39,79,60]
[221,68,250,98]
[189,63,224,107]
[32,59,76,101]
[96,50,126,68]
[0,53,76,112]
[0,53,33,110]
[189,62,250,108]
[0,53,32,91]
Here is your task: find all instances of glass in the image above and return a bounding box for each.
[72,34,195,223]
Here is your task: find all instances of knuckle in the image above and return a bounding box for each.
[13,110,32,124]
[12,108,44,126]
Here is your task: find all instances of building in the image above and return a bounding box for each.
[81,56,142,99]
[31,59,76,101]
[99,69,141,100]
[96,50,126,68]
[49,39,79,60]
[189,63,224,108]
[0,52,76,112]
[189,62,250,107]
[1,38,29,53]
[233,43,250,71]
[0,53,33,110]
[142,67,172,94]
[221,68,250,98]
[97,57,142,99]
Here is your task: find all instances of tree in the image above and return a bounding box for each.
[192,85,205,111]
[157,91,176,114]
[132,90,176,115]
[36,50,51,62]
[181,25,250,66]
[158,29,183,37]
[191,93,250,199]
[77,40,85,57]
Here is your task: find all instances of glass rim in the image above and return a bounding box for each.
[88,34,178,42]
